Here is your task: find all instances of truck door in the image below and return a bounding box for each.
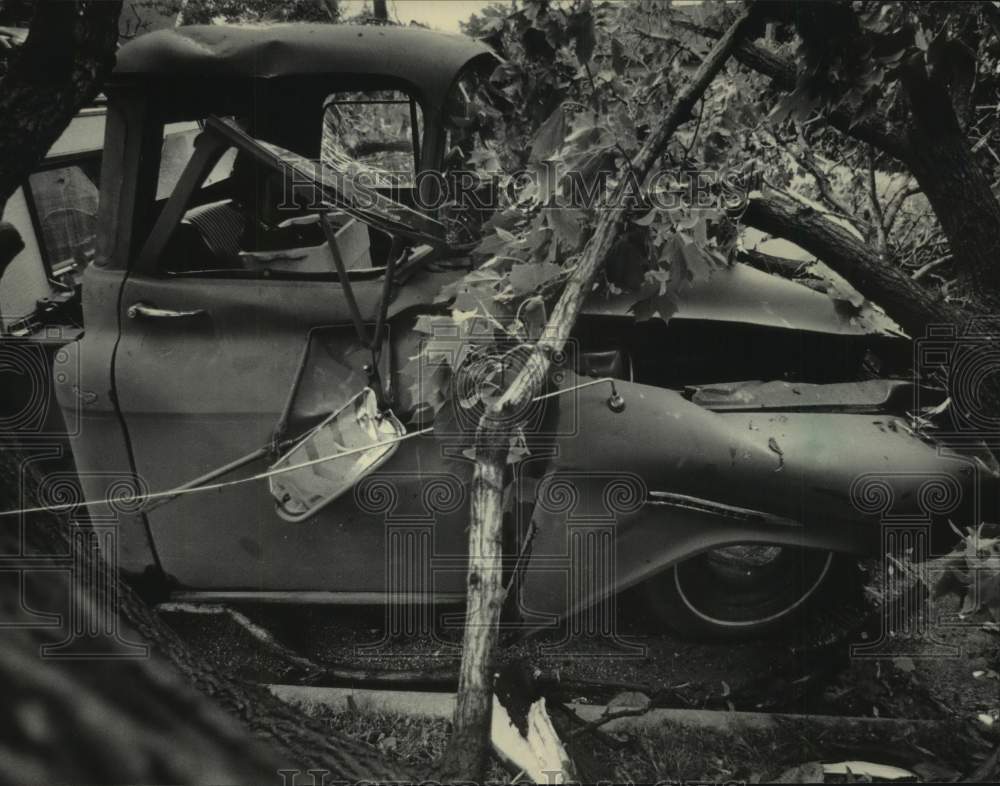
[111,117,469,599]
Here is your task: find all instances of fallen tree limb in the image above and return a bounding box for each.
[689,10,1000,312]
[736,248,814,278]
[437,10,755,781]
[741,189,1000,451]
[0,447,417,783]
[670,16,910,160]
[741,190,968,337]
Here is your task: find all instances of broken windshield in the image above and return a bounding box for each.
[321,90,422,187]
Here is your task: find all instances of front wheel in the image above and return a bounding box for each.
[647,545,859,640]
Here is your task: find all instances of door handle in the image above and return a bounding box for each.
[127,302,207,320]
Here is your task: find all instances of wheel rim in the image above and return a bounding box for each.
[673,546,834,628]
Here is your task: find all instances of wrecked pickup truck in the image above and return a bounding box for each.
[1,23,995,640]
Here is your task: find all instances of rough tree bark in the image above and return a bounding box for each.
[736,247,813,278]
[898,53,1000,309]
[0,446,414,784]
[742,191,969,338]
[436,11,756,781]
[0,451,284,783]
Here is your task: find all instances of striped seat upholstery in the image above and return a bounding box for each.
[181,200,246,266]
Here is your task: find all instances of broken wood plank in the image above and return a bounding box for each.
[491,695,576,784]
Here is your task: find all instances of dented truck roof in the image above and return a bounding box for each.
[113,24,498,110]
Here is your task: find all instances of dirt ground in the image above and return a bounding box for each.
[161,572,1000,781]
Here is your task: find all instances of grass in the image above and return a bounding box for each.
[302,706,983,783]
[310,707,511,782]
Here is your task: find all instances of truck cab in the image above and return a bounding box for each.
[3,23,989,640]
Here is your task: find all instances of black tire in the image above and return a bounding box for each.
[646,545,858,641]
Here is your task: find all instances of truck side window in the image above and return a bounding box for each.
[146,114,441,276]
[159,140,376,276]
[158,121,237,201]
[26,159,101,276]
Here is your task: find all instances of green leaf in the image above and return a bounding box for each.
[607,237,647,291]
[545,207,585,252]
[517,296,547,341]
[495,226,519,243]
[681,240,711,281]
[892,657,915,674]
[631,292,678,323]
[402,360,452,424]
[565,111,600,145]
[529,105,568,164]
[509,261,563,295]
[413,314,454,335]
[507,429,531,464]
[768,88,819,125]
[474,230,508,258]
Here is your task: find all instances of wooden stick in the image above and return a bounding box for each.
[437,10,755,781]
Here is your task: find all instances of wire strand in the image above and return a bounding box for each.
[0,377,619,519]
[0,427,433,519]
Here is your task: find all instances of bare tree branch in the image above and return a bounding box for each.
[671,17,912,162]
[866,146,889,256]
[437,10,756,781]
[912,254,952,282]
[883,182,921,233]
[768,129,866,231]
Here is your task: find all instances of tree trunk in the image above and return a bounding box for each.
[0,446,413,783]
[0,0,122,208]
[372,0,388,22]
[899,57,1000,309]
[437,11,755,781]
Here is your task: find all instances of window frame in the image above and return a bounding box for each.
[322,91,424,183]
[22,150,103,281]
[135,116,446,279]
[157,119,239,203]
